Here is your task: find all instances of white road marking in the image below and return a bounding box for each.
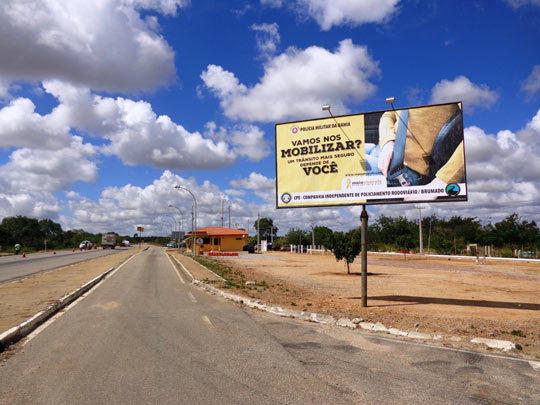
[188,292,197,303]
[166,254,185,284]
[202,315,214,329]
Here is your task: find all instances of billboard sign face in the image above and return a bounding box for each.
[275,102,467,208]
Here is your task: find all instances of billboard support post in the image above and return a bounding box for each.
[361,205,368,307]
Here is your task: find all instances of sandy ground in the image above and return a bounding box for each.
[1,247,538,360]
[0,248,141,334]
[205,251,540,359]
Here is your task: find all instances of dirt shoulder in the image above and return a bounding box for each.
[0,248,141,333]
[182,251,540,360]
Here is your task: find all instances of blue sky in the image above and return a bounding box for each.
[0,0,539,236]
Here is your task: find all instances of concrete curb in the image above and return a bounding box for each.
[0,248,147,352]
[183,263,521,355]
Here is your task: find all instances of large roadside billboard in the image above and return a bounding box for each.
[275,102,467,208]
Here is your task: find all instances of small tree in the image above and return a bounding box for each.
[329,230,361,274]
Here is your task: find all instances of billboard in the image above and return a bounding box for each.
[275,102,467,208]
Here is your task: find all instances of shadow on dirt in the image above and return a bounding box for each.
[366,295,540,310]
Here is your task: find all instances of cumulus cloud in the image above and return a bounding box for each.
[61,171,259,234]
[430,76,498,111]
[0,192,61,220]
[505,0,540,7]
[230,125,270,161]
[260,0,282,7]
[229,172,275,201]
[0,97,72,149]
[0,0,185,92]
[459,111,540,216]
[251,23,280,58]
[39,81,238,170]
[230,172,275,191]
[201,39,379,122]
[522,65,540,97]
[294,0,401,30]
[0,136,98,193]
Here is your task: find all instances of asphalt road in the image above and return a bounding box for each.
[0,247,130,284]
[0,247,538,404]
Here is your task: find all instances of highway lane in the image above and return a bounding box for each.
[0,248,130,284]
[0,246,538,404]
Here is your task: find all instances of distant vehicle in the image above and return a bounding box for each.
[243,244,255,253]
[101,233,116,249]
[79,240,92,249]
[121,240,130,247]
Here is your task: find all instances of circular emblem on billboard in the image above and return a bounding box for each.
[445,183,460,197]
[281,193,292,204]
[291,125,299,135]
[196,238,203,245]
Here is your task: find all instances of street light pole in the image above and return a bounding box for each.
[175,185,197,255]
[168,204,184,247]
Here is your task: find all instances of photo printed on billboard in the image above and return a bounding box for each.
[275,102,467,208]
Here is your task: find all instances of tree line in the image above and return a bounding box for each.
[253,213,540,259]
[0,216,136,253]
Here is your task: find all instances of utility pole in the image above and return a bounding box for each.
[228,205,231,228]
[310,221,315,249]
[221,199,224,227]
[418,206,424,253]
[257,213,260,252]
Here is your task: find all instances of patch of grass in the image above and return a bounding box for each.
[470,325,476,329]
[515,344,522,351]
[511,330,525,337]
[306,303,312,306]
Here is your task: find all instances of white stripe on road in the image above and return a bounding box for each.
[202,315,214,329]
[166,254,185,284]
[188,292,197,303]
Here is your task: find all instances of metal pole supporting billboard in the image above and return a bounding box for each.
[361,205,368,307]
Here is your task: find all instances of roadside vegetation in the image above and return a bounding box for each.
[0,215,141,253]
[251,213,539,258]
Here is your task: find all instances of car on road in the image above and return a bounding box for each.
[79,240,92,249]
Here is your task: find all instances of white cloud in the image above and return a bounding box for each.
[231,125,270,161]
[230,172,275,191]
[505,0,540,7]
[229,172,275,201]
[0,0,185,92]
[0,192,61,220]
[0,97,72,149]
[0,136,98,193]
[430,76,498,111]
[295,0,400,30]
[251,23,280,58]
[260,0,283,7]
[42,81,238,170]
[522,65,540,96]
[201,39,379,122]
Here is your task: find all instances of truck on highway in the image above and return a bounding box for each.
[101,233,116,249]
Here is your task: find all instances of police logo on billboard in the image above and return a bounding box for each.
[291,125,299,135]
[281,193,292,203]
[445,183,460,196]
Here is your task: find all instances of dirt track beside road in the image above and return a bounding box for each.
[200,252,540,359]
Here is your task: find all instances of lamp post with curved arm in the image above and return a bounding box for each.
[175,185,197,254]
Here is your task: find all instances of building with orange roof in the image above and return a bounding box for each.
[185,227,248,253]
